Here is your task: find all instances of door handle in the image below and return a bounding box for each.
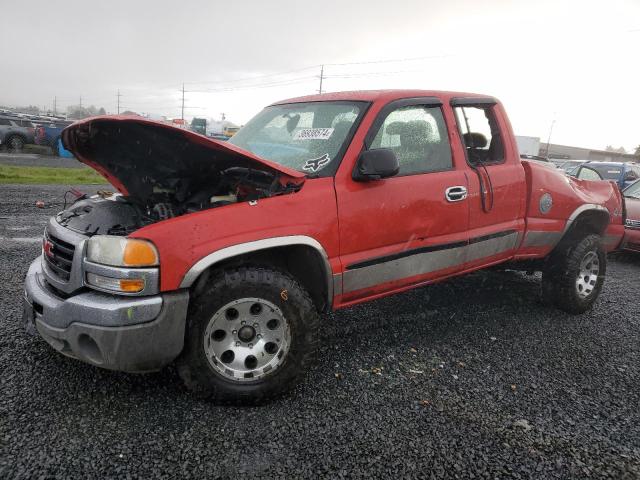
[445,186,468,202]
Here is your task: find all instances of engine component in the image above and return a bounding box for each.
[152,203,176,221]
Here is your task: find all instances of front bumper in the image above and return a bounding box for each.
[23,257,189,373]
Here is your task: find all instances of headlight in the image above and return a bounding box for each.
[86,236,159,267]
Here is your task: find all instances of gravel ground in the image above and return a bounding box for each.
[1,184,639,479]
[0,153,84,169]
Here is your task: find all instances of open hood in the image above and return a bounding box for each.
[61,116,305,201]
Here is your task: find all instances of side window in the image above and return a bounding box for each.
[625,167,639,181]
[0,119,11,126]
[454,105,504,164]
[369,105,452,175]
[577,166,603,181]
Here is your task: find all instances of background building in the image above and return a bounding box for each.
[539,142,639,162]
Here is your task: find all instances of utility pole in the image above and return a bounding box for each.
[545,117,556,158]
[53,96,57,115]
[318,65,324,94]
[181,83,185,121]
[116,89,122,114]
[79,95,83,110]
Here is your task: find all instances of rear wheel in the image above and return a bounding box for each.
[541,234,606,314]
[177,266,320,403]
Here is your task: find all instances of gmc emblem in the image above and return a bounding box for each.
[43,239,54,258]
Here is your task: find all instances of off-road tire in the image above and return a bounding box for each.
[6,135,25,152]
[177,266,320,404]
[541,234,606,314]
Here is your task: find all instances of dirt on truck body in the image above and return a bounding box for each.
[24,90,625,403]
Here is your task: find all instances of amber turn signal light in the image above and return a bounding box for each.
[123,240,159,267]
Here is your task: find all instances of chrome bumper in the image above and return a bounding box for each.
[23,257,189,373]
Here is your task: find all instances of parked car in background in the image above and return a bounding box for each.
[223,126,240,137]
[621,179,640,253]
[572,161,640,190]
[574,165,605,181]
[35,121,73,155]
[208,133,230,141]
[0,115,36,151]
[555,159,589,174]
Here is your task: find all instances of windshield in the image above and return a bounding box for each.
[589,164,623,180]
[228,101,364,175]
[624,180,640,199]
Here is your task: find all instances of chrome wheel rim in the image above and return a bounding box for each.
[575,251,599,299]
[203,297,291,381]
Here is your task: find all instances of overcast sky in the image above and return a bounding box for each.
[2,0,639,151]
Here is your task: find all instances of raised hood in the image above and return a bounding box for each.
[61,116,304,200]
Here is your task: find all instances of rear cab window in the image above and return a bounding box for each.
[453,103,504,165]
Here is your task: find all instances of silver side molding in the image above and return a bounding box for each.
[342,232,518,294]
[179,235,334,306]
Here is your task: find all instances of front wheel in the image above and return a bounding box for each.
[177,267,320,404]
[541,234,606,314]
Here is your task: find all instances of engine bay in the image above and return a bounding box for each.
[56,166,299,236]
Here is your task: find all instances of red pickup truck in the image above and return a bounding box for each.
[23,90,625,403]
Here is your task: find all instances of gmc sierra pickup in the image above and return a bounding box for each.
[23,90,625,403]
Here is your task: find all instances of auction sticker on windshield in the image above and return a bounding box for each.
[293,128,334,140]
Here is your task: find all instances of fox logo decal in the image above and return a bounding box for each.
[302,154,330,173]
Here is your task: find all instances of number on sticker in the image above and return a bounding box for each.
[293,128,334,140]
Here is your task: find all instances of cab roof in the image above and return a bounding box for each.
[271,89,497,105]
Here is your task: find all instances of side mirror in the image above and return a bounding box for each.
[624,171,638,182]
[353,148,399,181]
[576,166,603,181]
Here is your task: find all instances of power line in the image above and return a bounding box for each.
[182,65,318,87]
[324,53,454,67]
[167,53,453,89]
[188,75,317,93]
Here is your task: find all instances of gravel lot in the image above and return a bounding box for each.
[1,184,639,479]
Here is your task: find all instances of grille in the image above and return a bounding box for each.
[626,219,640,229]
[44,230,76,281]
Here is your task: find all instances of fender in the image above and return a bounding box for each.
[562,204,609,236]
[178,235,334,306]
[522,204,610,250]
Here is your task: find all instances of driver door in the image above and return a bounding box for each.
[334,98,470,305]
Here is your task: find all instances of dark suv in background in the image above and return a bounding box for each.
[0,115,36,152]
